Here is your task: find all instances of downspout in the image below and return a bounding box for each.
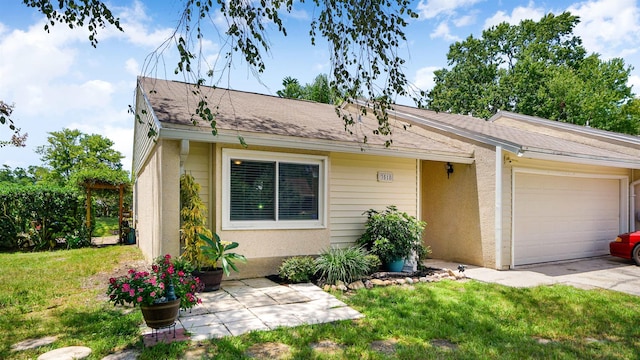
[630,174,640,232]
[495,146,503,269]
[180,139,190,174]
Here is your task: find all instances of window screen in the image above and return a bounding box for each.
[229,159,319,222]
[279,163,319,220]
[230,159,275,221]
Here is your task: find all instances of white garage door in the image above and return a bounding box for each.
[513,172,621,266]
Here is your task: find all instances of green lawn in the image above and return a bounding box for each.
[93,217,120,237]
[1,247,640,359]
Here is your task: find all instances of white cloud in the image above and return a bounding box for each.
[125,58,140,76]
[416,0,484,20]
[483,2,545,28]
[413,66,439,91]
[629,74,640,94]
[568,0,640,59]
[114,1,175,48]
[454,14,476,27]
[430,22,460,41]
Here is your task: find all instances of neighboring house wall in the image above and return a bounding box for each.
[329,153,419,248]
[134,139,181,261]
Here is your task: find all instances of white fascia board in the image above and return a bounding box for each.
[159,127,475,164]
[521,148,640,169]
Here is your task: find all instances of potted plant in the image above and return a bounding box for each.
[195,233,247,291]
[179,173,247,290]
[106,254,202,329]
[180,173,213,267]
[357,205,429,272]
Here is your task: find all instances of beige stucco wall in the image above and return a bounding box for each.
[421,143,497,268]
[329,152,419,248]
[134,139,181,262]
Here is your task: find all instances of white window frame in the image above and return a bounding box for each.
[222,149,327,230]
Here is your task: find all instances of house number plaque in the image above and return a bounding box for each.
[377,171,393,182]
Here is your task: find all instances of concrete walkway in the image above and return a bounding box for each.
[425,256,640,296]
[142,278,363,343]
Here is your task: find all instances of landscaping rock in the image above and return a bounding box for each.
[396,279,406,285]
[245,342,291,359]
[37,346,92,360]
[11,336,57,352]
[404,277,413,284]
[348,280,365,290]
[101,349,140,360]
[371,279,386,287]
[370,338,398,355]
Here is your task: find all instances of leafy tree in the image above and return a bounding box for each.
[36,128,125,186]
[277,74,343,104]
[427,12,640,135]
[276,77,305,99]
[0,165,37,186]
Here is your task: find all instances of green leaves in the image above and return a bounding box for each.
[22,0,123,47]
[427,11,640,135]
[165,0,417,147]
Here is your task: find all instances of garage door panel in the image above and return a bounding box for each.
[513,173,620,266]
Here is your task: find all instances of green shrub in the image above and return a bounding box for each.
[279,256,317,283]
[315,246,373,285]
[0,185,86,250]
[357,205,428,264]
[364,254,381,273]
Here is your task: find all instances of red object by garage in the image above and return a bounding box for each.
[609,231,640,265]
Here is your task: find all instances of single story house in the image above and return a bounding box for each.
[132,77,640,276]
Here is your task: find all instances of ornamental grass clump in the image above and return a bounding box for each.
[315,246,376,285]
[107,254,202,310]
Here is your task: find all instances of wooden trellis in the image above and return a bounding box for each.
[83,181,127,243]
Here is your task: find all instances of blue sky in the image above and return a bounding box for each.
[2,0,640,173]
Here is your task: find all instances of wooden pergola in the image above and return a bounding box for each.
[83,180,128,243]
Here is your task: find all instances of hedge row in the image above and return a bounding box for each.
[0,185,88,250]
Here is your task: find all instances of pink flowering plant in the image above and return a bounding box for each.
[107,254,202,310]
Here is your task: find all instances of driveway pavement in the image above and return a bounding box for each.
[425,256,640,296]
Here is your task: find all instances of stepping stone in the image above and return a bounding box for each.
[102,349,140,360]
[37,346,92,360]
[11,336,57,351]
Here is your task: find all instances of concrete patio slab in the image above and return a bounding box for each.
[176,277,363,341]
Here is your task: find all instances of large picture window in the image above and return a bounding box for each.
[223,150,326,229]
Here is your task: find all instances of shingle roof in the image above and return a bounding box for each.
[389,104,640,169]
[137,77,474,161]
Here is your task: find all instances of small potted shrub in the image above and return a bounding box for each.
[196,233,247,291]
[357,205,428,272]
[107,254,202,328]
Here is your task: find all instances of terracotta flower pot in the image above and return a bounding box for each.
[193,268,224,292]
[140,299,180,329]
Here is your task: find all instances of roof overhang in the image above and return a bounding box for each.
[159,126,476,164]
